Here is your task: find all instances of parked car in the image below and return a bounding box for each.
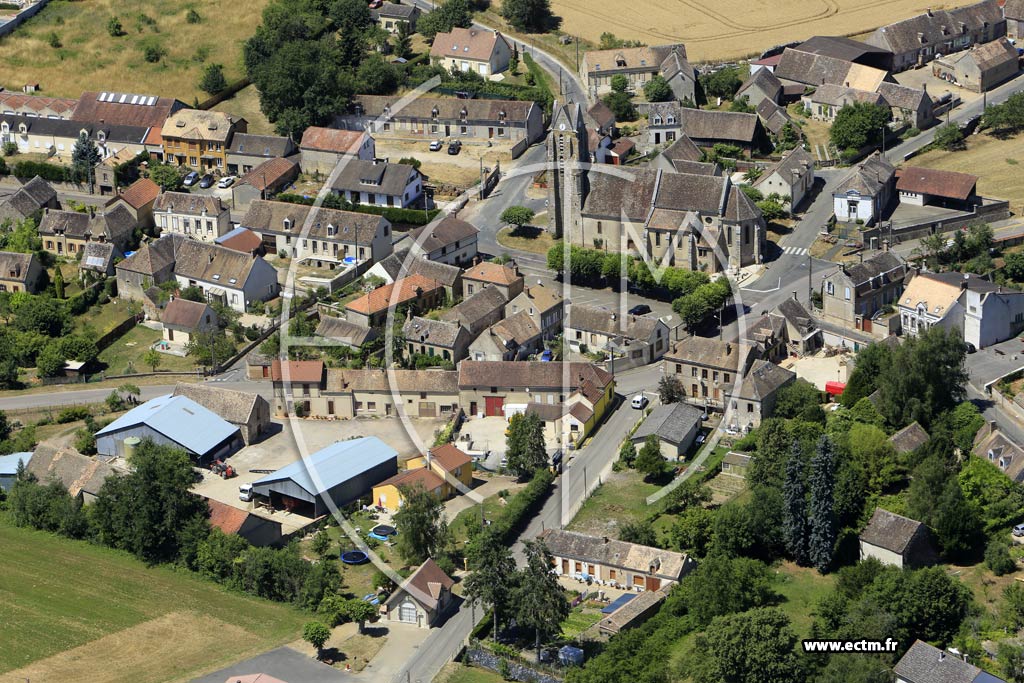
[695,433,706,446]
[183,171,200,187]
[217,175,236,188]
[628,304,652,316]
[447,140,462,155]
[429,139,444,151]
[540,349,553,362]
[239,483,253,502]
[198,174,215,188]
[631,394,649,410]
[1014,523,1024,537]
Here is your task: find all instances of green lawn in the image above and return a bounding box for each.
[772,561,836,638]
[452,485,526,545]
[301,518,409,599]
[97,325,202,375]
[0,519,307,679]
[438,664,507,683]
[74,298,136,336]
[568,470,661,537]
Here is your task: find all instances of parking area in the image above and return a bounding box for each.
[459,416,510,458]
[192,416,446,531]
[893,65,983,105]
[374,138,516,189]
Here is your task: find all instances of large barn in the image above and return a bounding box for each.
[250,437,398,517]
[95,393,243,464]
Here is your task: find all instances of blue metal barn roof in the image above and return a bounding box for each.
[0,451,32,475]
[254,436,398,496]
[96,393,239,455]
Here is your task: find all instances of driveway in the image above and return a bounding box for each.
[192,645,352,683]
[967,337,1024,390]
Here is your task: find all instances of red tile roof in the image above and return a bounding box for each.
[896,166,978,201]
[429,443,472,472]
[270,359,324,383]
[462,261,521,286]
[346,274,443,315]
[117,178,160,210]
[377,466,445,491]
[299,126,369,154]
[238,156,299,191]
[207,499,249,535]
[217,228,264,254]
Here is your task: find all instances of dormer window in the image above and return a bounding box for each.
[327,224,336,236]
[460,107,468,120]
[652,115,662,125]
[431,106,439,119]
[283,217,292,230]
[213,274,221,280]
[667,115,675,124]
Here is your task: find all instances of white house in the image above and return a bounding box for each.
[153,192,232,243]
[753,147,815,211]
[407,215,479,267]
[429,28,513,77]
[329,159,423,208]
[900,271,1024,349]
[831,152,896,225]
[173,240,280,313]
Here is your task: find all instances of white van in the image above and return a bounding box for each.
[631,395,649,410]
[239,483,254,502]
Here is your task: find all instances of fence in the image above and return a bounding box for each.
[0,0,52,39]
[196,78,252,110]
[860,198,1011,245]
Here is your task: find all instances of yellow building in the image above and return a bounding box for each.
[161,109,246,172]
[372,443,473,512]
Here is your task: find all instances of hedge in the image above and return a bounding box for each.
[489,468,554,545]
[12,160,69,183]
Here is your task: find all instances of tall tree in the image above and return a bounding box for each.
[71,131,102,193]
[692,607,802,683]
[464,531,517,641]
[782,439,809,566]
[303,621,331,660]
[877,326,967,429]
[829,101,890,151]
[500,0,553,31]
[634,434,667,481]
[658,374,685,404]
[505,412,547,478]
[677,551,773,626]
[808,435,837,573]
[515,540,569,659]
[392,20,413,59]
[393,483,451,564]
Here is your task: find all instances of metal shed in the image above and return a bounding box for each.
[95,393,243,464]
[251,437,398,517]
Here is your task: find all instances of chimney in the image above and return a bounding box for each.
[961,272,969,290]
[918,32,926,43]
[792,291,798,300]
[726,342,732,355]
[859,252,863,263]
[939,651,945,662]
[208,253,214,263]
[926,7,933,16]
[602,536,609,544]
[922,82,927,94]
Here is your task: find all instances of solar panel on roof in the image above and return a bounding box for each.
[147,96,157,106]
[84,256,105,267]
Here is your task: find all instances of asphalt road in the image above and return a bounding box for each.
[0,378,271,410]
[885,70,1024,163]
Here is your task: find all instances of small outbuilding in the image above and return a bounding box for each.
[384,557,455,628]
[630,402,704,460]
[889,421,930,455]
[251,436,398,517]
[161,297,218,347]
[859,507,936,568]
[721,451,752,478]
[95,393,243,464]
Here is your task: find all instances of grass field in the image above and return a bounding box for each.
[567,468,662,537]
[0,519,307,681]
[212,84,275,135]
[772,561,835,637]
[529,0,978,62]
[0,0,268,101]
[96,324,203,374]
[496,226,556,255]
[908,132,1024,212]
[437,662,507,683]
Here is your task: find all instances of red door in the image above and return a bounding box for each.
[484,396,504,416]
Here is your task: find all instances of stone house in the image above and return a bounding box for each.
[820,251,908,332]
[230,157,301,209]
[325,368,460,419]
[876,82,935,129]
[1006,0,1024,40]
[859,507,936,568]
[753,147,815,211]
[440,285,508,337]
[106,177,159,231]
[565,304,669,364]
[270,360,326,417]
[161,109,246,172]
[580,43,691,98]
[38,205,136,257]
[662,337,756,412]
[329,159,423,209]
[403,316,472,363]
[505,284,564,340]
[866,0,1006,72]
[457,361,614,419]
[467,310,542,361]
[461,261,524,300]
[160,297,218,346]
[384,559,455,628]
[79,241,118,277]
[407,215,479,267]
[677,109,767,155]
[172,240,280,313]
[154,192,232,243]
[895,640,1007,683]
[429,28,513,77]
[0,251,43,293]
[371,2,421,33]
[241,199,393,268]
[298,126,375,176]
[802,84,886,123]
[630,401,704,460]
[0,176,58,224]
[171,382,272,446]
[932,37,1020,92]
[344,274,445,328]
[115,234,184,301]
[726,359,796,432]
[735,68,783,109]
[225,132,297,176]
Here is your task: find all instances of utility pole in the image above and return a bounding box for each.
[807,254,812,306]
[576,36,580,74]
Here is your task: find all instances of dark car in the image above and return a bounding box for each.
[628,304,652,316]
[447,140,462,155]
[198,174,215,189]
[182,171,200,187]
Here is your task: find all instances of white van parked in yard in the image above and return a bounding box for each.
[239,483,254,502]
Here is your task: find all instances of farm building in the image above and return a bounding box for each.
[384,558,455,628]
[250,437,398,517]
[171,383,272,446]
[206,498,284,547]
[0,451,31,492]
[859,507,937,568]
[95,393,244,464]
[540,528,696,591]
[26,444,113,503]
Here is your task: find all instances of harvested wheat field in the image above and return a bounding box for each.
[0,521,306,682]
[0,0,268,101]
[542,0,983,62]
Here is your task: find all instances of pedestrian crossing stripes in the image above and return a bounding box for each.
[782,246,808,256]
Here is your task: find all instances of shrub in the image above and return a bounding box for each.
[57,406,92,424]
[107,16,124,37]
[2,141,16,156]
[143,44,164,63]
[186,8,201,23]
[986,539,1018,576]
[47,32,61,48]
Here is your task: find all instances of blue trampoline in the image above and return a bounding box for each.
[341,550,369,565]
[601,594,636,614]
